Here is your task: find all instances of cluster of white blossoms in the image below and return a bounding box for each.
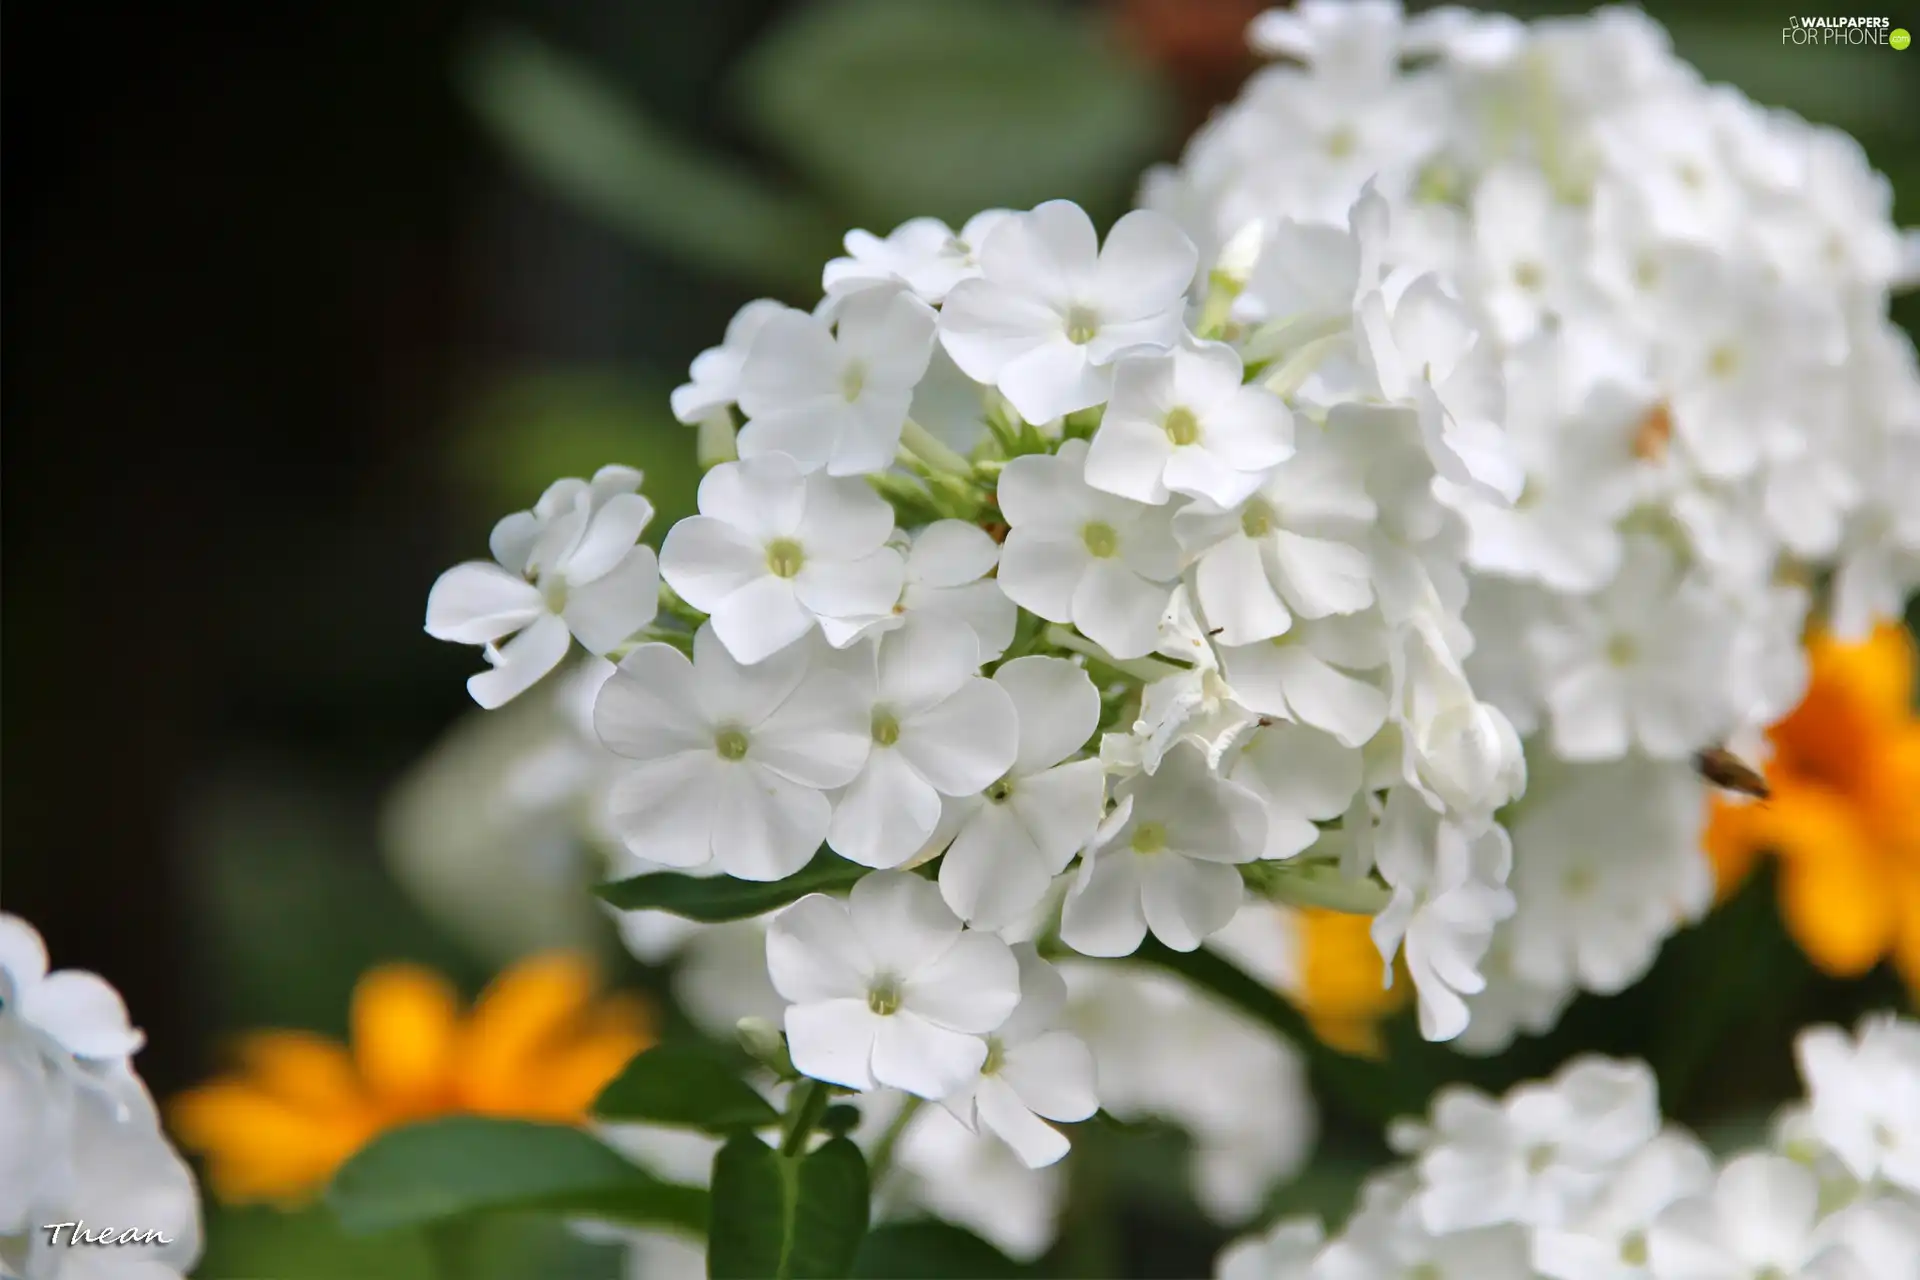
[0,914,202,1280]
[429,141,1541,1161]
[1143,0,1920,1048]
[1219,1013,1920,1280]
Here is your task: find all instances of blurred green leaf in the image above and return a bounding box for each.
[709,1134,871,1279]
[454,370,700,535]
[731,0,1173,227]
[197,1204,437,1280]
[329,1117,707,1237]
[597,849,868,921]
[852,1221,1032,1278]
[460,28,840,292]
[594,1043,781,1133]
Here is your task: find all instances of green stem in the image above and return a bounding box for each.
[865,1095,923,1190]
[424,1219,477,1280]
[900,417,974,476]
[1041,624,1183,685]
[780,1079,831,1157]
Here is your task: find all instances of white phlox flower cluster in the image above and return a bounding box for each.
[423,174,1534,1165]
[1148,0,1920,1048]
[1,913,202,1280]
[1219,1013,1920,1279]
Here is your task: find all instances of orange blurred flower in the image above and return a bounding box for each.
[1296,907,1408,1058]
[170,952,652,1205]
[1706,621,1920,987]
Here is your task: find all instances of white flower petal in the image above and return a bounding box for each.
[849,870,964,975]
[595,644,711,760]
[977,1076,1072,1169]
[1139,856,1243,952]
[996,657,1101,775]
[563,545,660,654]
[425,562,545,644]
[871,1012,989,1100]
[1060,852,1149,958]
[713,764,834,882]
[468,612,572,709]
[831,749,945,868]
[904,932,1021,1034]
[766,895,871,1003]
[899,679,1019,797]
[786,999,881,1091]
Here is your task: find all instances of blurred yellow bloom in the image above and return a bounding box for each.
[1294,908,1408,1058]
[1706,621,1920,987]
[170,952,652,1205]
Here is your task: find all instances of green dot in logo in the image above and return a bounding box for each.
[1894,28,1912,50]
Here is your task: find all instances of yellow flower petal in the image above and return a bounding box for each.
[231,1030,367,1117]
[351,963,460,1113]
[1297,908,1404,1057]
[1764,785,1893,977]
[169,1082,377,1205]
[455,952,600,1114]
[523,994,655,1119]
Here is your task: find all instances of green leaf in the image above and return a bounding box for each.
[852,1221,1030,1278]
[708,1135,871,1280]
[594,1043,781,1133]
[459,28,840,292]
[328,1117,706,1237]
[731,0,1173,227]
[598,849,868,920]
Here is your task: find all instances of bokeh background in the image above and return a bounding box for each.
[5,1,1919,1275]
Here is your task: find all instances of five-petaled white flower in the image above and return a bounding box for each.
[594,625,869,881]
[660,454,905,665]
[995,439,1181,660]
[823,211,1012,306]
[766,871,1021,1100]
[936,657,1108,928]
[736,287,938,477]
[825,625,1019,869]
[1084,338,1295,507]
[426,466,661,709]
[939,201,1197,424]
[942,945,1098,1170]
[1061,742,1266,956]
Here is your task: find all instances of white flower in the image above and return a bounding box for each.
[879,1096,1066,1261]
[765,871,1020,1100]
[825,624,1018,869]
[995,438,1181,659]
[1227,720,1363,860]
[659,454,905,665]
[0,915,201,1280]
[1468,166,1591,346]
[1502,755,1710,998]
[1313,1172,1536,1280]
[1218,614,1392,749]
[594,625,869,881]
[1527,535,1730,762]
[1061,961,1314,1221]
[1396,1057,1662,1233]
[1533,1132,1718,1280]
[1647,1153,1854,1279]
[894,519,1018,663]
[936,657,1106,928]
[1060,742,1265,956]
[426,467,660,708]
[1216,1216,1324,1280]
[1171,419,1377,646]
[735,287,937,477]
[1369,789,1515,1042]
[1795,1014,1920,1195]
[942,946,1097,1170]
[939,202,1196,424]
[1084,339,1294,507]
[1123,587,1261,774]
[1240,182,1389,334]
[1817,1197,1920,1280]
[671,299,787,426]
[1359,275,1523,504]
[1392,610,1527,821]
[823,211,1011,305]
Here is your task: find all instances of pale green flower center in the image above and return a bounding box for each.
[841,360,868,402]
[1325,126,1357,159]
[715,727,751,762]
[766,538,805,579]
[1513,260,1545,291]
[1525,1143,1555,1174]
[1065,306,1099,345]
[1163,406,1201,447]
[1240,499,1276,540]
[1082,521,1120,558]
[1708,344,1741,379]
[1619,1232,1649,1266]
[868,974,902,1016]
[542,577,570,613]
[981,1037,1006,1076]
[1131,820,1169,855]
[985,775,1015,803]
[1606,634,1639,667]
[871,709,902,747]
